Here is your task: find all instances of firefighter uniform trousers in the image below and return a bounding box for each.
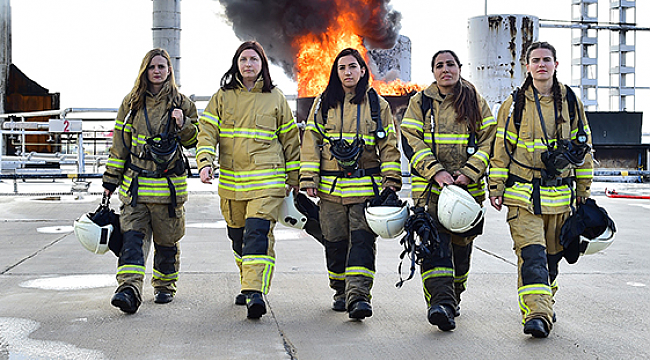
[507,206,568,330]
[320,200,376,308]
[419,203,475,311]
[421,235,475,310]
[117,202,184,301]
[221,196,283,294]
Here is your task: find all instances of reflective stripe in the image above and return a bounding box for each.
[196,146,216,157]
[300,161,320,172]
[480,116,496,129]
[421,267,454,280]
[489,167,509,178]
[220,127,278,142]
[454,271,469,286]
[328,271,345,281]
[242,255,275,294]
[472,150,490,167]
[219,168,286,192]
[153,269,179,282]
[412,177,485,198]
[119,175,188,198]
[107,158,125,169]
[199,111,220,127]
[319,175,382,198]
[346,266,375,279]
[278,120,298,134]
[401,117,424,131]
[503,182,571,207]
[575,168,593,179]
[233,250,242,263]
[518,284,553,319]
[115,120,133,133]
[117,264,146,276]
[435,133,469,145]
[380,161,401,173]
[285,160,300,172]
[411,148,434,169]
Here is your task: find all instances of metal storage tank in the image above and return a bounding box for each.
[467,14,539,112]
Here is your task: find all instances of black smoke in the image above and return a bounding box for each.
[215,0,402,79]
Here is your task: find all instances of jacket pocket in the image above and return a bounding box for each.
[254,152,283,167]
[250,114,277,153]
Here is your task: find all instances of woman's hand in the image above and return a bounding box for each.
[489,196,503,211]
[434,170,454,187]
[199,167,213,184]
[286,185,299,196]
[453,171,471,187]
[172,109,184,128]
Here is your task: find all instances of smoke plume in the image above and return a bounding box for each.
[216,0,402,79]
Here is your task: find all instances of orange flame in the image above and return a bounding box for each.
[294,5,424,98]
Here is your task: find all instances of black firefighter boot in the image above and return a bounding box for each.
[111,286,140,314]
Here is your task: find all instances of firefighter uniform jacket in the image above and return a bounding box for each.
[300,89,402,205]
[401,83,496,203]
[488,83,594,214]
[103,83,199,206]
[196,78,300,200]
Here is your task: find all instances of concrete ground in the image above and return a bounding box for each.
[0,178,648,359]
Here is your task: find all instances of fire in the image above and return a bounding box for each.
[294,5,424,98]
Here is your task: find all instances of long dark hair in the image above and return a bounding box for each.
[321,48,370,112]
[128,48,180,111]
[515,41,565,125]
[431,50,482,133]
[220,40,275,93]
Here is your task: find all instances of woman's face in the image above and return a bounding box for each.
[147,55,170,88]
[433,52,460,94]
[238,49,263,83]
[526,48,558,82]
[337,55,365,93]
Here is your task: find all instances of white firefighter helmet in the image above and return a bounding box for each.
[279,192,308,229]
[73,213,112,254]
[365,204,409,239]
[437,184,486,233]
[580,226,615,255]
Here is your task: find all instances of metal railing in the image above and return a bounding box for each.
[0,108,117,175]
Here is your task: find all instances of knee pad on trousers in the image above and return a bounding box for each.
[154,243,178,275]
[347,230,376,270]
[325,239,348,272]
[119,230,145,266]
[547,252,562,284]
[521,244,549,286]
[228,226,244,256]
[243,218,271,255]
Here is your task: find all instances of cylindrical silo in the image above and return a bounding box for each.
[152,0,181,86]
[467,14,539,111]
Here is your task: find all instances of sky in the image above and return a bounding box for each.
[7,0,650,130]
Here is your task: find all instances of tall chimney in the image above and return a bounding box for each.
[1,0,11,114]
[152,0,181,86]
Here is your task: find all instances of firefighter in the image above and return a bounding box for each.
[300,48,402,320]
[401,50,496,331]
[196,41,300,319]
[103,48,199,314]
[489,41,593,338]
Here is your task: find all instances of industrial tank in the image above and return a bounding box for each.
[467,14,539,111]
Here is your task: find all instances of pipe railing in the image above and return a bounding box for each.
[0,108,118,174]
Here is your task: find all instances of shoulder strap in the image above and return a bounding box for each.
[368,88,380,123]
[511,88,522,132]
[420,92,433,124]
[563,85,588,143]
[368,88,386,139]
